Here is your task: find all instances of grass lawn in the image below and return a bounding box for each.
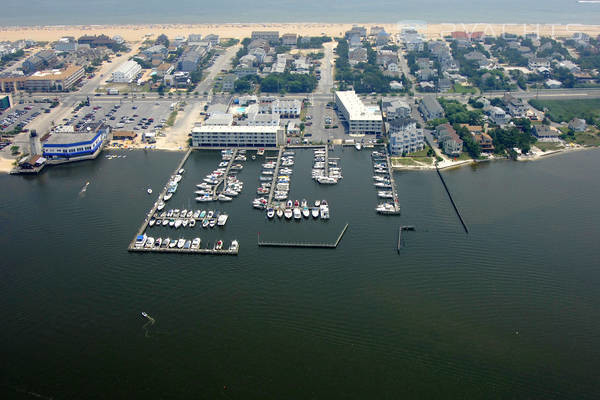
[450,83,478,94]
[528,98,600,123]
[392,157,419,166]
[166,111,178,127]
[535,142,563,152]
[409,145,433,157]
[574,132,600,146]
[412,156,435,164]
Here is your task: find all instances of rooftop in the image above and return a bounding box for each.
[192,126,279,134]
[335,91,382,121]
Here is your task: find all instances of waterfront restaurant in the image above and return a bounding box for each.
[42,123,109,162]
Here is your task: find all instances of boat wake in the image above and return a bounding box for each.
[141,312,156,338]
[79,181,90,196]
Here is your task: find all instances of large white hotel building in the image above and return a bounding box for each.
[191,126,280,148]
[334,90,383,135]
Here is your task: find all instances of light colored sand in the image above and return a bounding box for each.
[0,155,16,173]
[2,23,600,43]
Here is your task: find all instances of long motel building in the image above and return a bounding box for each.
[334,90,383,135]
[191,125,281,148]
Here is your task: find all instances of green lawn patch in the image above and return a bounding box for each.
[392,157,419,166]
[535,142,563,152]
[450,83,478,94]
[166,111,178,127]
[529,98,600,123]
[574,132,600,146]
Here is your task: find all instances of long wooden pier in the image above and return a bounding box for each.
[257,223,349,248]
[435,166,469,234]
[212,148,238,197]
[267,147,284,207]
[128,148,192,250]
[397,225,416,253]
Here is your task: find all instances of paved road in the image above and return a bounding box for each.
[316,42,335,95]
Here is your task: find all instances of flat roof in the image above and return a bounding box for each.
[44,130,101,146]
[1,65,82,83]
[335,91,382,121]
[192,126,278,134]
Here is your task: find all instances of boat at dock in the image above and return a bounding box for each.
[229,240,239,251]
[214,240,223,250]
[217,214,228,226]
[312,207,319,218]
[293,207,302,220]
[276,208,284,218]
[177,238,185,248]
[191,238,201,249]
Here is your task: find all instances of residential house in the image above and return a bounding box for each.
[533,125,561,142]
[545,79,562,89]
[251,31,279,44]
[419,96,444,120]
[155,63,174,78]
[528,57,550,70]
[204,34,219,46]
[464,51,491,68]
[55,37,78,53]
[488,106,510,125]
[568,118,587,132]
[382,98,411,119]
[221,74,237,91]
[349,47,368,65]
[443,132,464,156]
[502,94,528,117]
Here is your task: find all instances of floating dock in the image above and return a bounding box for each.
[257,223,349,248]
[384,152,401,214]
[129,245,238,255]
[212,149,239,197]
[397,225,416,253]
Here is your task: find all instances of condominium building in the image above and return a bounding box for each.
[334,90,382,135]
[191,126,279,148]
[0,65,84,92]
[251,31,280,43]
[388,117,424,155]
[271,99,301,118]
[111,60,141,83]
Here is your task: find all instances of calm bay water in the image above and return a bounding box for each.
[0,148,599,399]
[1,0,600,26]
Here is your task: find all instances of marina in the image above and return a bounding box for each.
[372,149,401,215]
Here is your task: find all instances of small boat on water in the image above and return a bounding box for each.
[163,238,170,248]
[169,240,177,248]
[218,194,232,202]
[149,219,156,227]
[276,208,284,218]
[202,219,210,228]
[229,240,239,251]
[182,219,189,228]
[141,312,150,319]
[184,240,191,249]
[178,168,185,175]
[209,219,216,228]
[154,238,162,248]
[162,219,169,226]
[189,219,196,228]
[163,193,172,201]
[293,207,302,220]
[191,238,201,249]
[157,202,165,211]
[177,238,185,248]
[169,219,175,227]
[217,214,228,226]
[267,208,275,219]
[174,219,182,229]
[355,142,362,151]
[302,207,310,218]
[214,240,223,250]
[284,208,293,219]
[312,207,319,218]
[147,188,153,194]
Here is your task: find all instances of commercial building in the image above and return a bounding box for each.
[191,125,279,148]
[203,113,234,126]
[0,65,85,92]
[111,60,141,83]
[42,123,109,162]
[388,117,424,155]
[22,50,58,74]
[335,90,382,135]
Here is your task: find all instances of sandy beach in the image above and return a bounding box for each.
[2,22,600,42]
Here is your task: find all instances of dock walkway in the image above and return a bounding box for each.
[212,149,238,198]
[258,223,349,248]
[382,151,401,215]
[267,147,284,207]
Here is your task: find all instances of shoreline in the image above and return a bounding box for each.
[2,22,600,42]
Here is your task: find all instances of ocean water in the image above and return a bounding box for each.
[0,147,599,399]
[1,0,600,26]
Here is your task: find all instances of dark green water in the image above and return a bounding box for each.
[1,148,599,399]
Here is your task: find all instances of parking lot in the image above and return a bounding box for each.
[0,101,53,133]
[59,99,176,134]
[304,100,346,144]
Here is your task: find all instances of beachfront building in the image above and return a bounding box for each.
[271,99,301,118]
[42,123,109,163]
[388,117,424,155]
[191,126,280,148]
[335,90,383,135]
[251,31,279,44]
[111,60,142,83]
[533,125,561,142]
[0,65,84,93]
[54,37,78,53]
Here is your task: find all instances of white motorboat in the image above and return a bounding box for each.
[154,238,162,248]
[276,208,284,218]
[147,188,153,194]
[312,207,319,218]
[293,207,302,220]
[144,237,154,248]
[149,219,156,227]
[174,219,182,228]
[355,142,362,151]
[134,234,147,248]
[163,238,171,248]
[169,219,175,227]
[267,208,275,219]
[189,219,196,227]
[217,214,228,226]
[317,176,338,184]
[214,240,223,250]
[163,193,172,201]
[157,202,165,211]
[229,240,239,251]
[162,219,169,226]
[302,207,310,218]
[284,208,293,219]
[182,219,189,227]
[177,238,185,248]
[191,238,201,249]
[202,219,210,228]
[169,239,177,248]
